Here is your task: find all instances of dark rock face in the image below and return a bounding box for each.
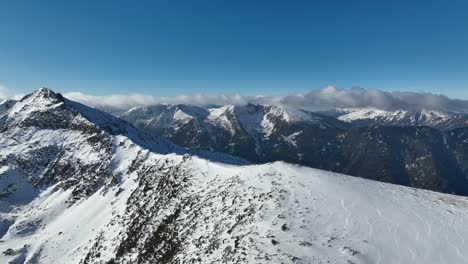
[114,158,187,264]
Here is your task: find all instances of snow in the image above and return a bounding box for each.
[122,105,198,132]
[173,109,194,124]
[207,105,236,134]
[178,159,468,263]
[233,104,265,136]
[282,131,302,147]
[122,103,326,140]
[338,108,408,123]
[259,106,320,136]
[260,114,276,136]
[419,109,452,123]
[267,105,317,123]
[336,107,461,129]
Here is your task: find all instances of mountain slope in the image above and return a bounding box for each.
[1,89,468,263]
[3,145,468,263]
[121,103,468,195]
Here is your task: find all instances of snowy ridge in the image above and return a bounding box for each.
[337,108,409,123]
[336,107,468,129]
[264,105,318,123]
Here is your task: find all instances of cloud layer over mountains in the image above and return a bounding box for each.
[3,85,468,113]
[63,86,468,113]
[0,86,20,102]
[266,86,468,112]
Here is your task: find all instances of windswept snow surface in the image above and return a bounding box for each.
[2,89,468,263]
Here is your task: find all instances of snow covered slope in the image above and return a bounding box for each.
[3,151,468,263]
[2,89,468,263]
[335,107,468,130]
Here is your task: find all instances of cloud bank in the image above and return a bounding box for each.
[0,86,14,101]
[63,92,250,112]
[0,86,24,102]
[267,86,468,112]
[62,86,468,113]
[3,85,468,113]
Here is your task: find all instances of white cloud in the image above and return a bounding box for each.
[62,86,468,113]
[0,86,24,102]
[280,87,468,112]
[0,86,11,101]
[63,92,251,111]
[4,85,468,113]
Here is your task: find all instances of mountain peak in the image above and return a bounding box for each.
[21,87,65,104]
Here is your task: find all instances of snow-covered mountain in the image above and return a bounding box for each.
[122,103,343,139]
[121,103,346,161]
[332,107,468,130]
[121,103,468,195]
[2,88,468,263]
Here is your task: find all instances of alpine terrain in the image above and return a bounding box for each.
[1,88,468,263]
[121,104,468,195]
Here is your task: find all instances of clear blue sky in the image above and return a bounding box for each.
[0,0,467,98]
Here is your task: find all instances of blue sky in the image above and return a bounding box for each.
[0,0,467,98]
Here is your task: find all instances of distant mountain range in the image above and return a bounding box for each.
[329,108,468,130]
[121,104,468,195]
[2,88,468,263]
